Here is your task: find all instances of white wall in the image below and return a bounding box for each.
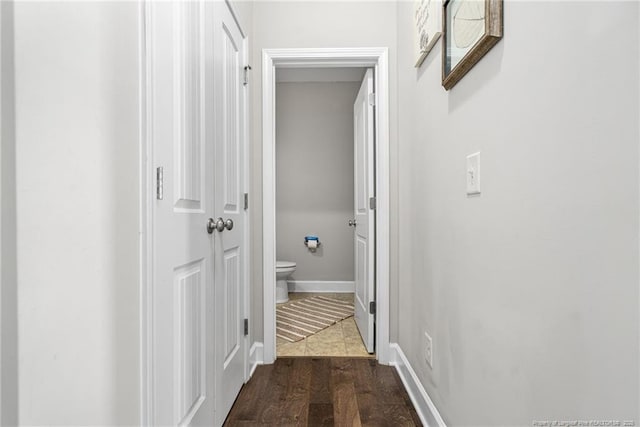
[276,81,358,282]
[0,1,18,424]
[396,1,639,424]
[250,0,398,343]
[14,2,140,424]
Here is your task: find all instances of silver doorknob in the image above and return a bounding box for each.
[348,219,357,227]
[207,217,225,234]
[207,217,233,233]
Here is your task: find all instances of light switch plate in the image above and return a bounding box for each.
[466,152,481,195]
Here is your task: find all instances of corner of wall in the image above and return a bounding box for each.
[0,0,18,424]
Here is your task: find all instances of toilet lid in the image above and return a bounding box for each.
[276,260,296,269]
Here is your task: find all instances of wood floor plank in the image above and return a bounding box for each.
[309,358,332,404]
[256,357,295,423]
[224,363,274,423]
[307,403,334,426]
[369,360,406,404]
[278,358,313,425]
[391,368,423,426]
[352,359,376,395]
[330,359,362,426]
[351,359,377,423]
[225,357,422,427]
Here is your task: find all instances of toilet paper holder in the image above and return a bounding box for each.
[304,236,321,251]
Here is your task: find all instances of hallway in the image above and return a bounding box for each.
[1,0,639,425]
[224,358,421,426]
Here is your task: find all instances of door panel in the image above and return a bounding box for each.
[213,2,246,424]
[151,1,215,425]
[222,26,240,213]
[223,249,240,367]
[355,236,367,311]
[173,1,204,212]
[353,69,375,354]
[173,260,205,424]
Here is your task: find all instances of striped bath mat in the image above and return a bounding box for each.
[276,296,354,343]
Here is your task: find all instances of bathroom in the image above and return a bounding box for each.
[274,67,372,358]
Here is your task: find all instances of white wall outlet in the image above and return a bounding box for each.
[425,331,433,369]
[466,152,481,195]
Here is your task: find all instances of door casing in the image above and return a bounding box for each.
[261,47,391,365]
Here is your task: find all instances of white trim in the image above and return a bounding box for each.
[287,280,355,293]
[262,49,277,364]
[262,47,391,365]
[637,2,640,416]
[139,2,153,425]
[374,48,391,365]
[637,0,640,416]
[249,342,264,378]
[241,35,252,383]
[389,344,447,427]
[0,3,4,420]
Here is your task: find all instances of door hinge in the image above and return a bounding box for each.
[243,318,249,336]
[244,193,249,210]
[368,92,376,106]
[369,301,376,315]
[156,166,164,200]
[243,65,252,86]
[369,196,376,210]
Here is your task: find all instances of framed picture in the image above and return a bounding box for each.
[414,0,443,67]
[442,0,503,90]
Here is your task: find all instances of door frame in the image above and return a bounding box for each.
[261,47,391,365]
[138,2,252,424]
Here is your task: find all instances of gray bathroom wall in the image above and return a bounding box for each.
[250,0,399,344]
[276,81,359,282]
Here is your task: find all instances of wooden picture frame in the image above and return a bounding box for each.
[414,0,443,68]
[442,0,503,90]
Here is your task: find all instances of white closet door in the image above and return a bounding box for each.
[151,1,216,425]
[212,2,247,425]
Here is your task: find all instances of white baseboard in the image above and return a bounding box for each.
[389,343,446,427]
[287,280,355,293]
[249,342,264,378]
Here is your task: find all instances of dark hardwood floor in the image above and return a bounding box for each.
[224,357,422,426]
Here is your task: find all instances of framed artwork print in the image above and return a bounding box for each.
[414,0,443,67]
[442,0,503,90]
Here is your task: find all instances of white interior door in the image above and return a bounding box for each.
[353,69,376,354]
[151,1,215,425]
[212,2,247,424]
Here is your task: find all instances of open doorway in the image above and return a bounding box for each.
[273,67,371,358]
[262,48,391,365]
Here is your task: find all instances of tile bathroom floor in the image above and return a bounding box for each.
[276,292,374,358]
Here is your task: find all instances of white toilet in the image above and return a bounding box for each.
[276,260,296,303]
